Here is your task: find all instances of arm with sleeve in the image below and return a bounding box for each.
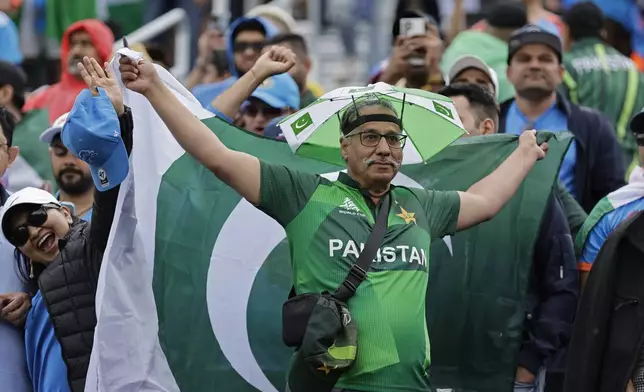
[89,106,134,253]
[579,213,615,272]
[517,195,579,374]
[419,189,461,239]
[257,161,321,227]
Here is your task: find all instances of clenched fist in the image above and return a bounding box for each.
[518,130,548,161]
[250,46,297,81]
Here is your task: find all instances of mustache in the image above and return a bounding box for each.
[59,167,85,176]
[363,158,401,168]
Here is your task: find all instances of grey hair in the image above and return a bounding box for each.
[340,93,398,134]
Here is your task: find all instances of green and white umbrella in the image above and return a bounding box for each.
[278,82,466,166]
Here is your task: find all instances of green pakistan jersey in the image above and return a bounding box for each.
[562,37,644,168]
[258,162,461,391]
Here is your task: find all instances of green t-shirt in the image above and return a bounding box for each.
[561,38,644,166]
[258,162,461,391]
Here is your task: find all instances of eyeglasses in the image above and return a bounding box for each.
[7,203,60,247]
[244,104,284,119]
[233,41,264,53]
[345,131,408,149]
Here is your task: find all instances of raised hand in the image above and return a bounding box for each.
[250,45,296,81]
[518,130,548,160]
[119,56,160,96]
[77,57,125,116]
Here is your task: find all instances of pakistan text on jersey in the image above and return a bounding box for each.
[328,239,428,266]
[571,54,635,74]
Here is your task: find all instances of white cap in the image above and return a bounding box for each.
[445,55,499,98]
[1,187,60,238]
[246,3,298,32]
[39,112,70,144]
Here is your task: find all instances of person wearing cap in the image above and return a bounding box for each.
[564,110,644,392]
[445,55,500,99]
[208,45,300,135]
[0,56,133,392]
[576,108,644,290]
[0,106,31,392]
[192,16,279,112]
[560,2,644,176]
[39,112,94,221]
[440,82,582,392]
[121,40,550,392]
[441,3,527,103]
[500,23,625,213]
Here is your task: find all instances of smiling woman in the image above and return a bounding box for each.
[0,56,134,392]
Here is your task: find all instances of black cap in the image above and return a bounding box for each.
[507,24,563,64]
[630,111,644,146]
[630,109,644,136]
[0,61,27,110]
[487,3,527,29]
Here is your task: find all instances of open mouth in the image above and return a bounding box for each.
[408,57,426,67]
[36,232,57,253]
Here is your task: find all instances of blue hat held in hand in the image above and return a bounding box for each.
[61,87,129,191]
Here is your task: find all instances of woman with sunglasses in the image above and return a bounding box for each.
[0,57,133,392]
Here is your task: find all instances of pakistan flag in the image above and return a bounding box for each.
[85,63,572,392]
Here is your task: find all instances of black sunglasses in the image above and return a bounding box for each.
[7,203,60,247]
[233,41,264,53]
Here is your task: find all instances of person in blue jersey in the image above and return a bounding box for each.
[576,108,644,289]
[38,112,94,221]
[498,24,625,213]
[192,16,279,112]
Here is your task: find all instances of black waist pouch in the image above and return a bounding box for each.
[282,291,322,347]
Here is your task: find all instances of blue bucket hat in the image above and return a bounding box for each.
[249,73,300,110]
[61,88,129,191]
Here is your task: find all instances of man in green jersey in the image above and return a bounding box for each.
[119,47,548,392]
[561,2,644,171]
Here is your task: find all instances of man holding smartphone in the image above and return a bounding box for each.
[375,10,445,92]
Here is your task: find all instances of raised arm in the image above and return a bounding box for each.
[75,57,133,251]
[456,130,547,230]
[210,46,296,119]
[90,107,133,251]
[119,51,293,206]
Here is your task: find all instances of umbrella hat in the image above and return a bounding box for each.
[278,82,466,166]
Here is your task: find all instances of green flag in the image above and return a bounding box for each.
[87,63,571,392]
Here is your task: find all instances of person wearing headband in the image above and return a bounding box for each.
[120,51,548,391]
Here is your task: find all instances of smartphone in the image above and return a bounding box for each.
[399,17,427,37]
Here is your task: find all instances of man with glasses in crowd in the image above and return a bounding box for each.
[120,47,549,392]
